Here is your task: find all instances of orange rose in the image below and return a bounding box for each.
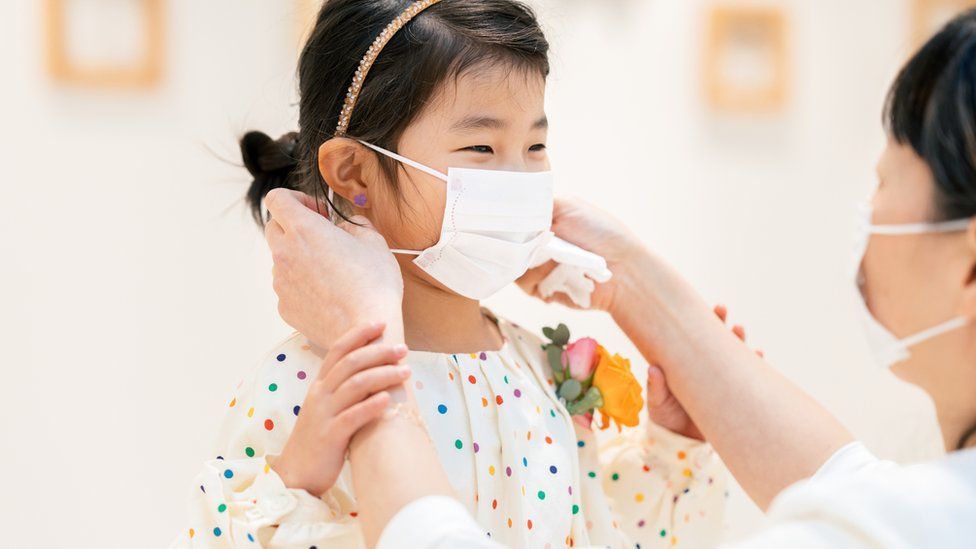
[592,345,643,430]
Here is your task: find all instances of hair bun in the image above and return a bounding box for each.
[241,131,299,177]
[240,130,301,225]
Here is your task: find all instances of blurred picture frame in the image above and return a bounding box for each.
[45,0,165,89]
[912,0,976,46]
[703,6,790,114]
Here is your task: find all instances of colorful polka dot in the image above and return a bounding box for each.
[522,457,528,467]
[268,383,278,392]
[454,439,463,449]
[217,503,227,513]
[505,466,512,477]
[468,375,477,384]
[213,527,222,537]
[223,469,234,479]
[549,465,557,474]
[527,519,533,529]
[188,528,195,538]
[276,354,286,362]
[492,499,498,509]
[473,442,480,453]
[513,389,522,398]
[247,533,255,542]
[437,404,448,414]
[545,436,553,444]
[296,371,307,380]
[572,504,579,514]
[537,490,546,500]
[489,465,496,476]
[496,395,504,405]
[611,472,619,481]
[635,493,645,502]
[228,398,236,407]
[479,352,487,360]
[247,407,254,418]
[481,397,488,407]
[264,419,274,431]
[293,405,301,416]
[245,447,255,457]
[577,440,585,447]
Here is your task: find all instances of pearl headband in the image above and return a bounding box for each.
[334,0,443,137]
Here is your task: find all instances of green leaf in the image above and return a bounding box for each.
[558,379,582,401]
[574,386,604,411]
[551,323,571,346]
[552,368,565,384]
[542,326,555,341]
[546,345,564,373]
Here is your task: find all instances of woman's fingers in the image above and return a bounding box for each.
[320,322,387,377]
[714,304,728,323]
[331,391,392,443]
[330,365,410,412]
[646,365,672,407]
[322,342,409,390]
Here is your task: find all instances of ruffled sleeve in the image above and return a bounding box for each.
[595,422,727,548]
[168,334,365,548]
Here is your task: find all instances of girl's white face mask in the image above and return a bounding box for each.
[358,141,556,300]
[852,201,972,369]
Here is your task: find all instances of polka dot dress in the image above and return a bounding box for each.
[170,317,727,548]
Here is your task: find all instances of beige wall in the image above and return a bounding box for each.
[0,1,946,546]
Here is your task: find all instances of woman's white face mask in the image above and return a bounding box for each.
[852,201,973,369]
[357,141,555,300]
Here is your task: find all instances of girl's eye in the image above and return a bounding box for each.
[529,143,547,152]
[465,145,494,154]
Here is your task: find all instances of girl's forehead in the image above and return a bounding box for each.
[426,66,547,122]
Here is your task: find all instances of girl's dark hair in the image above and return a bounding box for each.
[239,0,550,226]
[885,8,976,222]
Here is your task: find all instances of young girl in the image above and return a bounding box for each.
[173,1,726,547]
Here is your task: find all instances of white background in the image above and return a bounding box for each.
[0,0,948,546]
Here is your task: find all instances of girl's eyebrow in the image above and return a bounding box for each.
[449,115,549,133]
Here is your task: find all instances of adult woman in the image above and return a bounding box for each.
[262,8,976,549]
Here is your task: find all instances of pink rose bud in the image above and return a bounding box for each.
[563,337,599,381]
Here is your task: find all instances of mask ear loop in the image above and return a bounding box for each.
[355,140,449,256]
[867,218,972,235]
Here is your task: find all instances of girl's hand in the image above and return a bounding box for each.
[518,196,645,313]
[646,305,763,441]
[271,322,411,497]
[264,189,405,349]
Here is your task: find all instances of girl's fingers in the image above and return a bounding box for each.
[329,365,411,412]
[331,391,391,443]
[322,342,409,390]
[320,322,387,378]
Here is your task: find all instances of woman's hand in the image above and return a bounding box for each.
[646,305,764,441]
[264,189,405,348]
[519,196,646,313]
[271,322,410,497]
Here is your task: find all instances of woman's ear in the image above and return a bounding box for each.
[317,138,376,209]
[960,220,976,319]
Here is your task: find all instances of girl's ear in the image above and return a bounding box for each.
[317,138,376,209]
[960,220,976,319]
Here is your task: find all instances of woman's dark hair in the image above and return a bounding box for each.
[886,8,976,450]
[885,8,976,222]
[239,0,550,226]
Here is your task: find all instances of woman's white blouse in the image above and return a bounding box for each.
[170,319,727,548]
[376,442,976,549]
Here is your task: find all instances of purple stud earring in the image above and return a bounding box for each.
[353,193,367,207]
